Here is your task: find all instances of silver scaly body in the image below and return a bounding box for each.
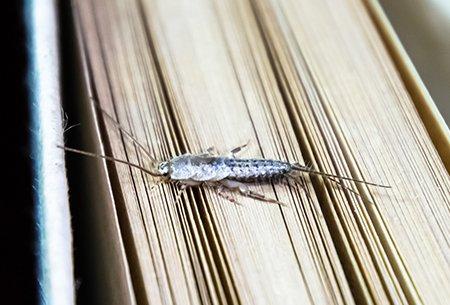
[166,154,292,182]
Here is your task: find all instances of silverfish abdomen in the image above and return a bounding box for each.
[224,158,292,181]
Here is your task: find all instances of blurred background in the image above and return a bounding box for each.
[380,0,450,124]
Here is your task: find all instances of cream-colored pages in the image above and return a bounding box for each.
[70,0,450,304]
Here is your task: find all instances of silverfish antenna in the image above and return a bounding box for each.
[292,164,391,188]
[89,97,159,165]
[58,145,162,177]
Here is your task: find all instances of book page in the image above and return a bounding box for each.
[70,0,450,304]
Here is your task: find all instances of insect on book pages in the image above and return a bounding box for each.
[69,0,450,304]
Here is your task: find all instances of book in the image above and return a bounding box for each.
[63,0,450,304]
[378,0,450,127]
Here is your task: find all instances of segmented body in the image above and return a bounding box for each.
[168,154,292,182]
[60,103,390,206]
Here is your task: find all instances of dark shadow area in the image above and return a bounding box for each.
[0,1,37,304]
